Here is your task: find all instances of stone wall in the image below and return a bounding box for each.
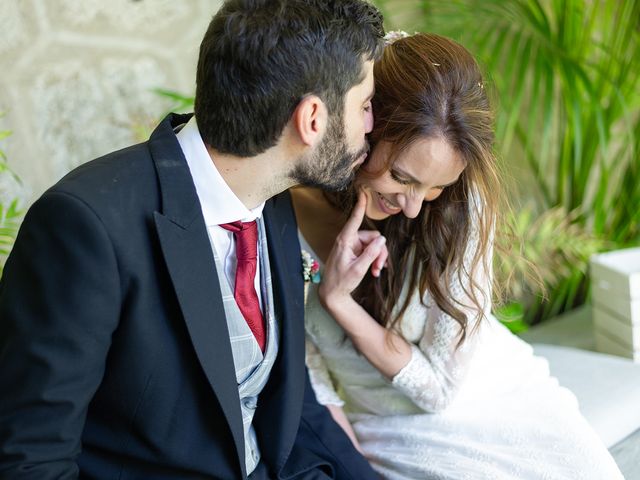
[0,0,222,205]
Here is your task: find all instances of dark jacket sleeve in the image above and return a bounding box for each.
[0,191,121,479]
[282,371,378,480]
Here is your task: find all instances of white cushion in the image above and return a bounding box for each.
[532,343,640,447]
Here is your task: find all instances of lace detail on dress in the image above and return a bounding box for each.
[391,343,453,412]
[389,201,492,412]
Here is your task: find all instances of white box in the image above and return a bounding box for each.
[594,328,640,362]
[590,247,640,361]
[591,288,640,323]
[593,306,640,350]
[591,247,640,299]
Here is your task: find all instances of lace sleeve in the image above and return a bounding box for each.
[305,335,345,407]
[391,201,493,412]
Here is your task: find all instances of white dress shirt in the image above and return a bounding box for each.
[176,116,265,309]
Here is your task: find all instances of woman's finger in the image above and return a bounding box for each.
[357,230,382,244]
[341,190,367,239]
[350,235,387,281]
[371,243,389,278]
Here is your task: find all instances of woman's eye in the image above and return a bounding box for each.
[390,171,411,185]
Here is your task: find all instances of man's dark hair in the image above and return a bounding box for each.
[194,0,384,157]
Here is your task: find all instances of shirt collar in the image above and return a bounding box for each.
[176,116,265,226]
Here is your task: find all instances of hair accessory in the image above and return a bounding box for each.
[384,30,410,46]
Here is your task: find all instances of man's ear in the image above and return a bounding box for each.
[291,95,327,147]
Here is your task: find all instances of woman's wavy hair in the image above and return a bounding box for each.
[344,33,501,344]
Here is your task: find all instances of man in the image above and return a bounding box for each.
[0,1,386,478]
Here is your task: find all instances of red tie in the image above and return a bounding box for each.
[220,221,266,352]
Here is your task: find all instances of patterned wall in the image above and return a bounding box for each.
[0,0,222,205]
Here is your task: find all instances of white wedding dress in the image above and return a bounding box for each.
[300,230,623,480]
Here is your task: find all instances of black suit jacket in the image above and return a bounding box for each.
[0,114,377,480]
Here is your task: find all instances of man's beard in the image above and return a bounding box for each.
[290,112,369,192]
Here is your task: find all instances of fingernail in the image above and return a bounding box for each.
[377,236,386,244]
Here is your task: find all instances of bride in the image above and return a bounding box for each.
[291,32,623,479]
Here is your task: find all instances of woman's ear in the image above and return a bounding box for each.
[291,95,328,147]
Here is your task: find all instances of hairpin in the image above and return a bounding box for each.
[383,30,410,46]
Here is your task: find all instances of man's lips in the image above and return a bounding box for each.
[353,153,368,167]
[352,143,370,168]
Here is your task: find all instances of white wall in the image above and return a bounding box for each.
[0,0,222,206]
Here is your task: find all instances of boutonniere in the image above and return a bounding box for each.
[302,250,321,284]
[302,249,321,305]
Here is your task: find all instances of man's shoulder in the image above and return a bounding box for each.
[28,141,162,235]
[48,113,187,206]
[53,142,154,199]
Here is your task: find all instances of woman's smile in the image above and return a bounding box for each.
[375,191,402,215]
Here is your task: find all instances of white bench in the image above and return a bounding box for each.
[519,306,640,478]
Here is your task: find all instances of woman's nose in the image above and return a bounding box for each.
[402,195,424,219]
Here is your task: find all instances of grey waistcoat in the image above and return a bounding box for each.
[210,217,279,475]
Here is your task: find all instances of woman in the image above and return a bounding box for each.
[291,32,623,479]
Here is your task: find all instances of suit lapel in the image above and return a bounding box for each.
[255,191,306,471]
[149,114,246,477]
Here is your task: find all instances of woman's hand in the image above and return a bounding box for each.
[318,191,412,378]
[318,191,388,310]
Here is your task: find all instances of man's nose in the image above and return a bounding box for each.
[365,109,374,134]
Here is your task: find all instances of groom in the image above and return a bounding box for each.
[0,1,385,478]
